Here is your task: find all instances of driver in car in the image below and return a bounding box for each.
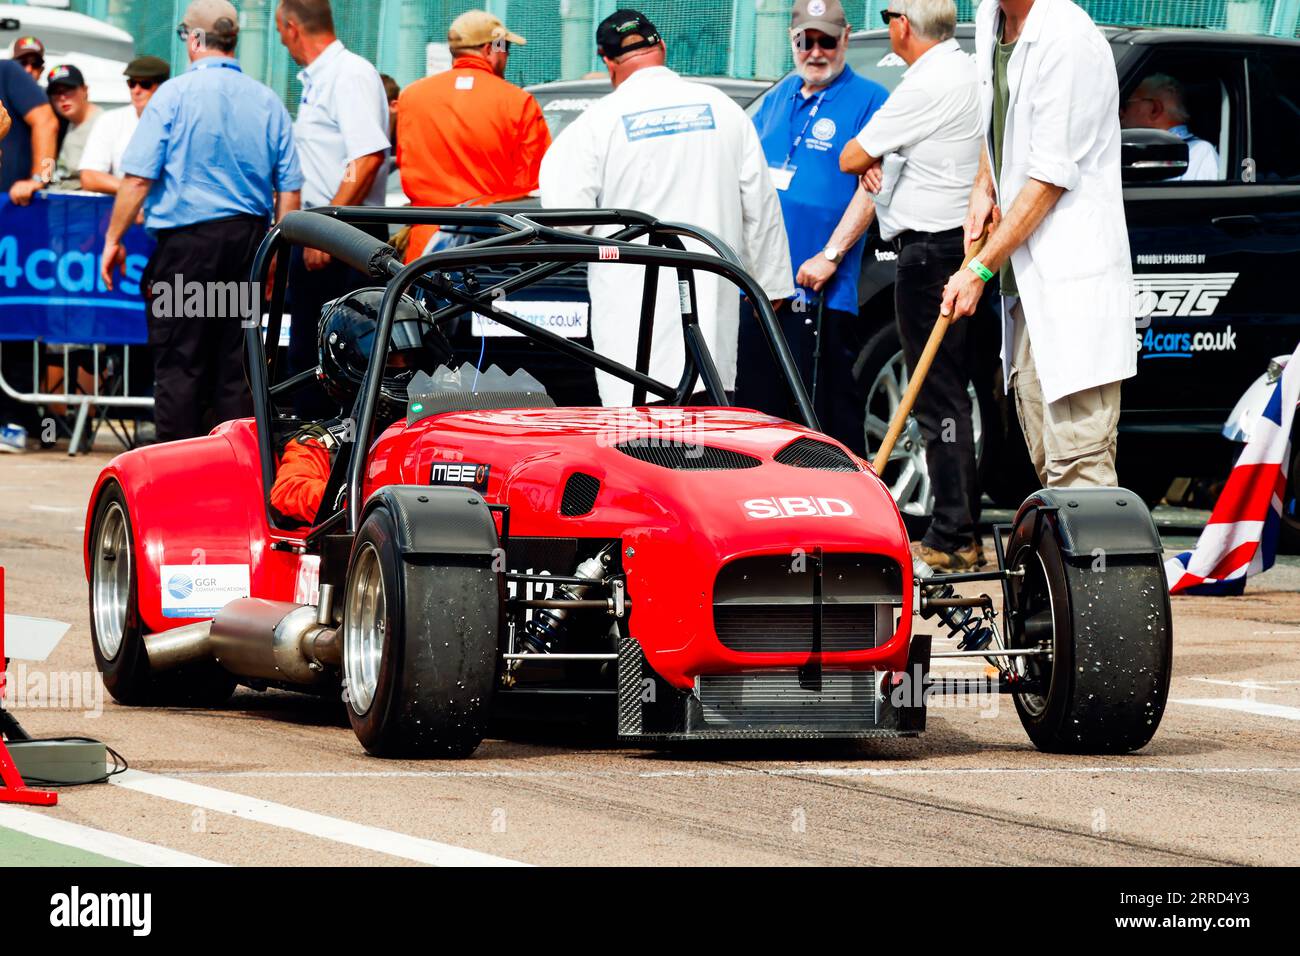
[1120,73,1222,181]
[271,288,451,525]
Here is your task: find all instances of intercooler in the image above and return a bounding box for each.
[617,552,918,739]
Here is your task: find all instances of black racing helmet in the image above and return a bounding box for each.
[317,288,452,423]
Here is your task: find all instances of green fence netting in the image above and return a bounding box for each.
[61,0,1300,108]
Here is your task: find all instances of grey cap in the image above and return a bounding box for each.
[790,0,848,35]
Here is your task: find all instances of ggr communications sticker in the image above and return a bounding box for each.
[160,564,251,618]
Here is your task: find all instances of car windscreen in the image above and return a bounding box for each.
[536,82,770,140]
[534,93,606,140]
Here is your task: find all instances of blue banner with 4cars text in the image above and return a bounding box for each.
[0,192,152,343]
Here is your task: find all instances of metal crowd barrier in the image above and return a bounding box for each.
[0,341,153,455]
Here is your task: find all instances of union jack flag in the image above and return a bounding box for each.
[1164,343,1300,594]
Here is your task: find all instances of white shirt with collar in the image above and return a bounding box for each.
[1169,125,1221,180]
[539,65,793,406]
[294,39,390,208]
[79,104,139,178]
[976,0,1135,405]
[856,38,982,241]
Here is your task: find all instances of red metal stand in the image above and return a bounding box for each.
[0,567,57,806]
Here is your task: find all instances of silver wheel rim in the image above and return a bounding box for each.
[92,500,131,660]
[864,348,983,517]
[344,543,386,716]
[1010,549,1055,718]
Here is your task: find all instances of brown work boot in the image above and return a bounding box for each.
[912,541,982,572]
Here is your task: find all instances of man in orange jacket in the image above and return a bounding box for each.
[395,9,550,262]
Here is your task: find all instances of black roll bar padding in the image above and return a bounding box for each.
[263,249,291,385]
[248,223,284,500]
[632,257,659,406]
[277,210,400,278]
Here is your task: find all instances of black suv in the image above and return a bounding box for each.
[744,25,1300,516]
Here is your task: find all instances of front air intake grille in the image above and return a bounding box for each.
[715,604,874,652]
[774,436,859,471]
[560,472,601,516]
[713,553,901,654]
[698,671,879,727]
[615,440,761,471]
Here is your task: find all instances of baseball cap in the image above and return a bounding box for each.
[596,9,662,59]
[12,36,44,59]
[448,10,526,50]
[125,55,171,81]
[46,64,86,92]
[181,0,239,40]
[790,0,848,35]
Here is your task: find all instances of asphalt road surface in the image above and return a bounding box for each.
[2,450,1298,867]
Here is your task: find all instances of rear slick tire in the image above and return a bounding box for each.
[88,482,236,707]
[342,505,500,758]
[1004,503,1173,754]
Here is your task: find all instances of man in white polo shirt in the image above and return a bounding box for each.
[276,0,390,416]
[80,56,170,195]
[840,0,983,570]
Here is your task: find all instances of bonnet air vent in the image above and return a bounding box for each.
[560,472,601,516]
[774,436,859,472]
[615,440,761,471]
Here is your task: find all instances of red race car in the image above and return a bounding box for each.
[84,207,1173,757]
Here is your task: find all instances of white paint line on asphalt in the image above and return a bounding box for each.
[1189,678,1300,690]
[28,504,77,513]
[110,769,529,867]
[0,806,225,867]
[1173,698,1300,721]
[160,765,1300,781]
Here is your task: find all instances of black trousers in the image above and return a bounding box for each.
[894,227,979,551]
[142,214,266,443]
[735,298,867,457]
[286,244,375,420]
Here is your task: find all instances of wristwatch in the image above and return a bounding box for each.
[823,245,843,264]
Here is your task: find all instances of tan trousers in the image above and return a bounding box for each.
[1010,301,1121,488]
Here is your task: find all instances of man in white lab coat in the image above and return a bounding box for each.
[940,0,1135,488]
[539,9,794,406]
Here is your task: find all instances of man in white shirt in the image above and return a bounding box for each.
[80,56,170,195]
[539,9,793,406]
[1120,73,1221,181]
[940,0,1134,490]
[276,0,390,416]
[841,0,984,571]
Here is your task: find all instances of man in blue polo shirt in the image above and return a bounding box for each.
[740,0,887,455]
[100,0,302,443]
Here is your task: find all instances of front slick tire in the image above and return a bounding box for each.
[1004,504,1173,754]
[343,506,500,758]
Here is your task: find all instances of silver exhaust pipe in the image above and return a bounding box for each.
[142,620,213,671]
[143,599,340,687]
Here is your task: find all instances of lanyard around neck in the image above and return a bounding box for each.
[783,87,829,169]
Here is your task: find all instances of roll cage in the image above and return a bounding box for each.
[246,206,816,540]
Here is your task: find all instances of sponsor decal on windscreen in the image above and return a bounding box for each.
[472,299,589,338]
[622,103,716,141]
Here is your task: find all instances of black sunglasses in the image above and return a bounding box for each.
[795,32,841,52]
[127,78,157,90]
[18,57,43,70]
[881,10,907,25]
